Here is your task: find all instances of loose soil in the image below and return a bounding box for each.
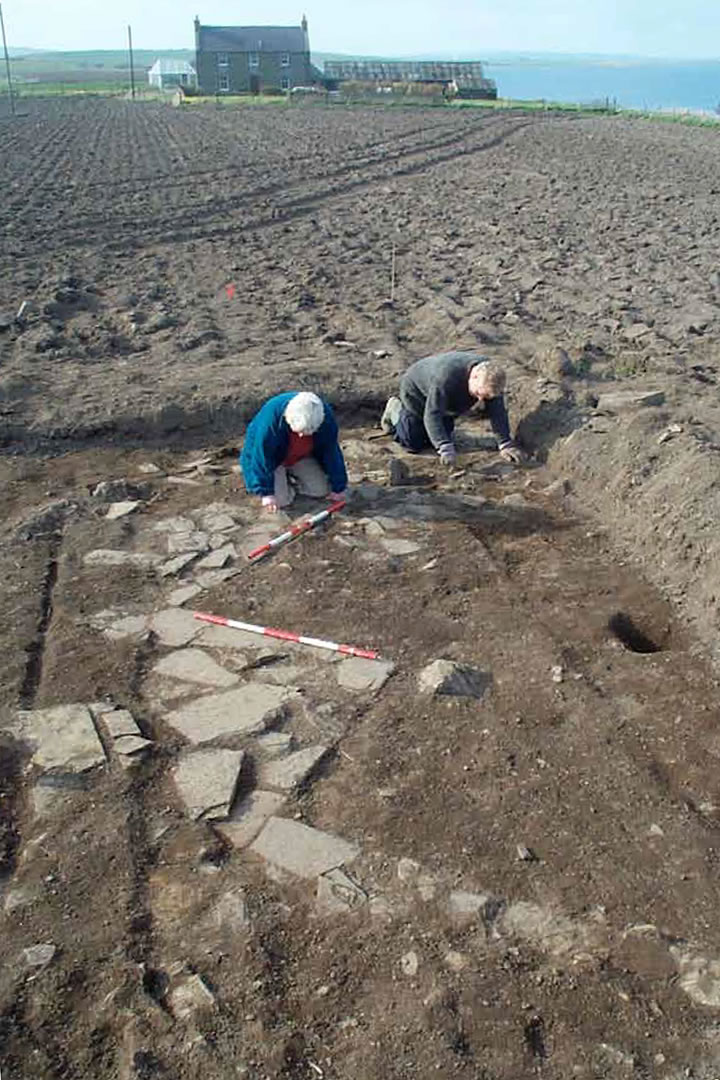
[2,98,720,1080]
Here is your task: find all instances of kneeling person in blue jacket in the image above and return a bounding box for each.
[241,391,348,513]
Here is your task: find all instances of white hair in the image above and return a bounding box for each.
[284,392,324,435]
[469,360,506,395]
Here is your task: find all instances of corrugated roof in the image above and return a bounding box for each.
[149,58,197,75]
[198,25,307,53]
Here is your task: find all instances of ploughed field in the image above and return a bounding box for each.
[2,97,720,1080]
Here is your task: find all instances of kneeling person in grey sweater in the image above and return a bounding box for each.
[380,352,522,465]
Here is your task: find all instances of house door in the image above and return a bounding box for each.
[250,75,261,94]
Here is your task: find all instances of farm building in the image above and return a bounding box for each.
[194,16,313,94]
[323,60,497,99]
[148,58,198,90]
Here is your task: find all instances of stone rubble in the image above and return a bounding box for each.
[316,868,368,915]
[105,500,141,521]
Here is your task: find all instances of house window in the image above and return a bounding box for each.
[281,77,290,91]
[218,53,228,67]
[281,53,290,67]
[218,72,229,92]
[249,52,259,69]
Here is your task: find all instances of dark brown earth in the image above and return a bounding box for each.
[2,98,720,1080]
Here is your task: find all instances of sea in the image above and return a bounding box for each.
[480,55,720,114]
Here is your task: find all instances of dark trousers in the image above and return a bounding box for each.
[395,408,455,453]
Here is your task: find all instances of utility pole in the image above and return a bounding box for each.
[128,24,136,99]
[0,2,16,117]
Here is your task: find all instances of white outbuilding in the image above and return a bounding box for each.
[148,59,198,90]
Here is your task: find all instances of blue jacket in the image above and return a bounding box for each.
[240,393,348,497]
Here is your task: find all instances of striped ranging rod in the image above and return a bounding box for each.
[247,500,346,561]
[193,611,381,661]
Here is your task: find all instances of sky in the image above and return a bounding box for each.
[3,0,720,59]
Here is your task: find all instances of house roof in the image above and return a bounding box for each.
[197,25,307,53]
[149,58,197,75]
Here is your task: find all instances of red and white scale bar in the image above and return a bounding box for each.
[246,500,346,561]
[193,611,381,661]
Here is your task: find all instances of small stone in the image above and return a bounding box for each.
[259,745,329,791]
[502,493,527,508]
[169,974,216,1020]
[516,844,537,862]
[418,659,491,699]
[166,683,287,744]
[167,584,203,607]
[447,890,488,920]
[194,568,236,589]
[166,475,203,488]
[444,951,467,972]
[649,823,664,837]
[316,868,368,914]
[380,538,422,556]
[543,478,571,497]
[217,790,286,848]
[364,519,386,539]
[172,748,244,820]
[153,648,239,688]
[421,558,438,571]
[195,545,235,570]
[254,732,293,758]
[336,657,395,692]
[250,817,360,878]
[23,943,56,969]
[207,888,249,933]
[105,501,141,521]
[551,665,564,683]
[397,857,421,883]
[389,458,410,486]
[149,608,200,647]
[400,951,419,977]
[137,462,163,474]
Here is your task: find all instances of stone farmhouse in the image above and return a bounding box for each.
[194,16,313,95]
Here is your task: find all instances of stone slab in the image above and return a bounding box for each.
[201,512,237,533]
[197,624,277,651]
[217,789,286,849]
[250,817,360,878]
[172,748,244,820]
[114,735,153,756]
[336,657,395,692]
[167,584,203,607]
[447,890,488,920]
[153,516,195,534]
[259,745,329,791]
[166,531,210,555]
[596,389,665,411]
[207,888,249,932]
[193,568,237,589]
[84,550,162,569]
[101,709,141,739]
[105,501,141,521]
[12,704,106,774]
[195,544,236,570]
[104,615,148,641]
[160,553,199,578]
[153,648,239,688]
[165,683,288,744]
[149,608,200,647]
[169,973,216,1019]
[254,732,293,759]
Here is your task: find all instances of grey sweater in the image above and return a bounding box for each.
[399,351,511,449]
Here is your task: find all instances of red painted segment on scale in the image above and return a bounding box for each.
[247,500,346,560]
[225,283,236,300]
[192,610,380,661]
